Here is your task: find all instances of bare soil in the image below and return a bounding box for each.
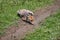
[0,0,60,40]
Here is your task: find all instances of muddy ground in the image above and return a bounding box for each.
[0,0,60,40]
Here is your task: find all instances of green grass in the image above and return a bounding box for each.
[24,10,60,40]
[0,0,53,35]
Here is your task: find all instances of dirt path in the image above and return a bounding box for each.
[0,0,60,40]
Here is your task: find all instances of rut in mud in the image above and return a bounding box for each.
[0,0,60,40]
